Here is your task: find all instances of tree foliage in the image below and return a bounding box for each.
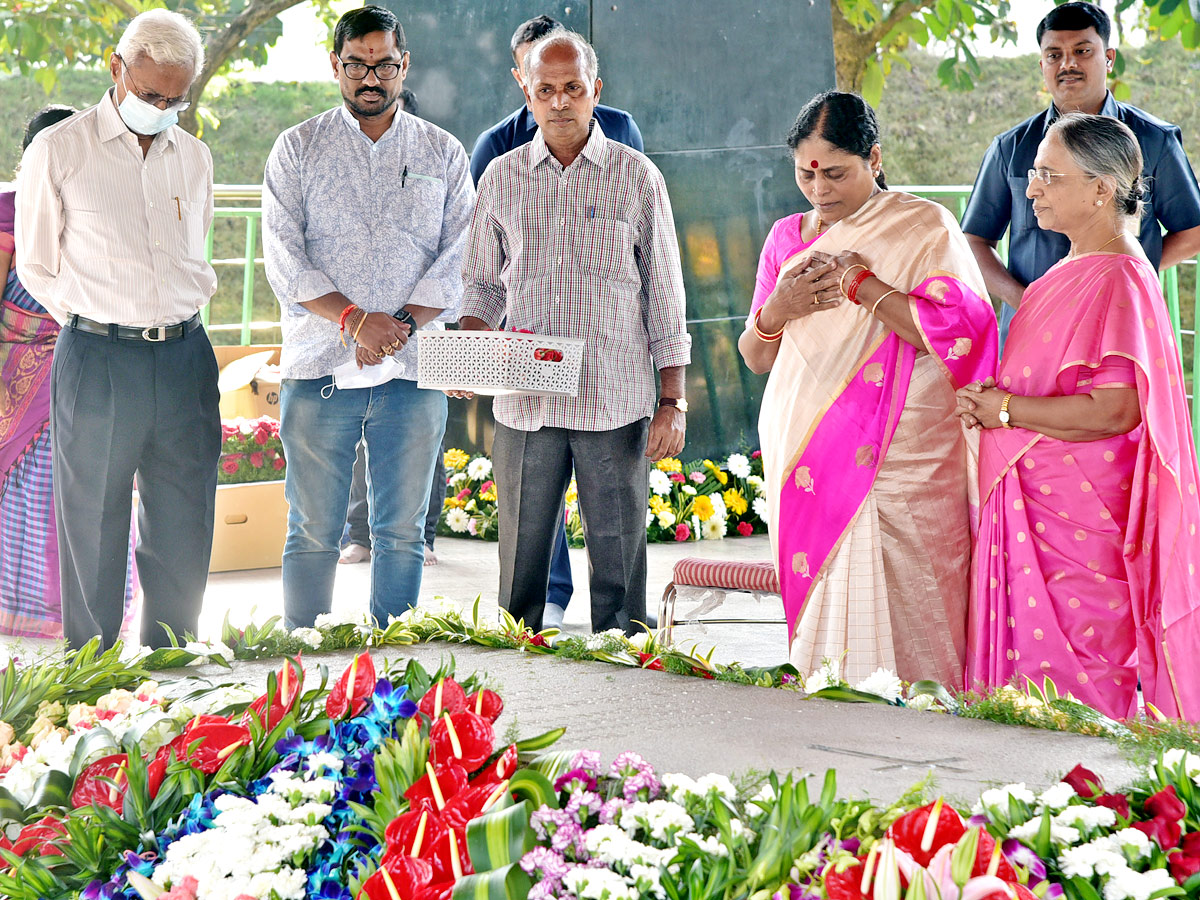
[0,0,339,135]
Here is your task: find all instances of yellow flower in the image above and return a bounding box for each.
[480,490,497,502]
[648,496,669,515]
[443,497,465,509]
[443,448,470,471]
[565,479,579,505]
[723,488,748,516]
[655,457,682,474]
[692,495,715,521]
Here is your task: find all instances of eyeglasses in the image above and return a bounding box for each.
[1027,167,1094,185]
[118,57,190,111]
[338,59,403,81]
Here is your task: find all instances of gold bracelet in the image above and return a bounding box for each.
[351,310,367,344]
[870,289,903,316]
[752,308,785,342]
[839,264,869,297]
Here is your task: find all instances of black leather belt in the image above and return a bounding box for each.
[67,313,202,343]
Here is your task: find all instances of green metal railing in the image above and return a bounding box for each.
[204,183,1200,444]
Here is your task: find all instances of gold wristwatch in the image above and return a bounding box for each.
[998,392,1014,429]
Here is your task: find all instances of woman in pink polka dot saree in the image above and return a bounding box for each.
[960,114,1200,720]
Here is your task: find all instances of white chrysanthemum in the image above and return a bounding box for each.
[746,475,765,495]
[709,492,726,517]
[854,668,903,703]
[662,772,699,803]
[648,470,672,496]
[906,693,937,712]
[467,457,492,480]
[646,509,654,528]
[446,508,471,533]
[1109,828,1153,859]
[314,610,370,629]
[752,496,767,517]
[695,773,737,801]
[1008,818,1081,847]
[184,640,233,664]
[448,472,468,487]
[727,454,751,478]
[803,660,841,695]
[750,782,777,807]
[619,799,694,842]
[685,833,730,857]
[1037,782,1077,811]
[563,867,639,900]
[656,509,676,528]
[682,485,697,496]
[290,627,324,649]
[701,517,726,540]
[980,783,1035,811]
[1102,864,1173,900]
[1055,805,1117,832]
[1159,748,1200,783]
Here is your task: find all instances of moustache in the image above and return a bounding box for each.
[356,88,386,97]
[1057,70,1085,80]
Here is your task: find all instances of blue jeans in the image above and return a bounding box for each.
[279,375,446,629]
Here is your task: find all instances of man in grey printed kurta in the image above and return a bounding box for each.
[263,5,473,629]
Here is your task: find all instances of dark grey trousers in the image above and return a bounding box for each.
[345,439,446,549]
[50,324,221,650]
[493,418,649,634]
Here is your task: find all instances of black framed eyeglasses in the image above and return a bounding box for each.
[117,56,191,111]
[338,59,403,81]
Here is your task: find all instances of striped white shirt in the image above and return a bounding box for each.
[461,123,691,432]
[15,89,217,327]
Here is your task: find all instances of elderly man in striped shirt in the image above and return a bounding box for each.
[460,31,691,635]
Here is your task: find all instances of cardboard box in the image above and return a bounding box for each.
[215,344,282,421]
[209,480,289,572]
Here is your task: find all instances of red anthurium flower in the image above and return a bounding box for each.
[1169,851,1200,885]
[413,883,455,900]
[12,815,67,856]
[241,657,304,731]
[823,857,868,900]
[886,801,967,868]
[635,652,665,671]
[403,761,469,814]
[970,831,1018,882]
[1181,833,1200,857]
[440,782,509,833]
[360,855,434,900]
[472,744,520,790]
[1145,785,1187,822]
[527,633,550,648]
[327,652,377,720]
[1133,815,1183,851]
[1096,792,1132,820]
[465,689,503,723]
[71,753,129,810]
[430,710,494,772]
[418,678,468,720]
[1062,764,1105,800]
[385,808,449,859]
[174,722,252,774]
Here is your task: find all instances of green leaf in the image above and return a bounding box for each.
[0,786,27,824]
[465,800,534,871]
[807,686,893,705]
[860,57,884,106]
[27,768,73,811]
[69,726,120,780]
[451,862,532,900]
[513,727,565,753]
[508,770,558,810]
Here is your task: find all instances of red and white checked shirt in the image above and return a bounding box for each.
[461,123,690,432]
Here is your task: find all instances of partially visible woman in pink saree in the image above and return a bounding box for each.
[958,113,1200,721]
[738,92,998,686]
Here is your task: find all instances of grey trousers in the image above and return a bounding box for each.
[50,324,221,650]
[493,418,649,634]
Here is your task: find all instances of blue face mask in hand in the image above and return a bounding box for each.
[117,69,180,136]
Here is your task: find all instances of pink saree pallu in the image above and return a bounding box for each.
[967,253,1200,721]
[755,192,998,686]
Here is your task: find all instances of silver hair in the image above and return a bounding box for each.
[116,8,206,81]
[525,31,599,84]
[1049,111,1146,220]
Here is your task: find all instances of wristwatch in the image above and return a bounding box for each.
[998,392,1014,429]
[658,397,688,413]
[393,309,418,333]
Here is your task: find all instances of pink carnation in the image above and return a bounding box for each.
[737,521,754,537]
[668,472,685,483]
[249,451,265,467]
[161,876,200,900]
[675,523,691,541]
[456,488,471,501]
[689,471,706,483]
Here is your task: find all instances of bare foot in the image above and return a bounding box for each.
[338,543,371,565]
[423,545,438,567]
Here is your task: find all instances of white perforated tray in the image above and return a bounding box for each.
[417,331,586,397]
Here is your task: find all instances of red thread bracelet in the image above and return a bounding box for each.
[338,303,358,332]
[846,269,873,306]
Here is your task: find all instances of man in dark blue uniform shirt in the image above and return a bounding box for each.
[469,15,643,184]
[468,14,647,630]
[961,1,1200,347]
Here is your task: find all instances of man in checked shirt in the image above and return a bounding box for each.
[460,31,691,635]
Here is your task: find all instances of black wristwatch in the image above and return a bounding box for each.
[393,309,417,333]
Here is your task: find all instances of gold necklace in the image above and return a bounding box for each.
[1071,231,1129,258]
[813,213,825,235]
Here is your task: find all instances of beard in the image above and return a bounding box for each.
[343,85,398,119]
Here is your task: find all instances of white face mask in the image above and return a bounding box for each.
[117,69,180,136]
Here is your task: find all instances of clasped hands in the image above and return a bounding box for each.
[354,312,411,369]
[955,377,1007,429]
[758,250,869,330]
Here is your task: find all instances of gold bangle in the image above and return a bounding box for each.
[870,289,903,316]
[752,308,785,342]
[351,310,367,344]
[839,264,869,297]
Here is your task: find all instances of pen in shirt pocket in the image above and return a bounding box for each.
[588,206,595,219]
[402,165,408,188]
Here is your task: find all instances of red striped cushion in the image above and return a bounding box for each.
[672,558,779,593]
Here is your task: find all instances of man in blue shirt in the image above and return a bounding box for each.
[468,15,647,630]
[962,1,1200,346]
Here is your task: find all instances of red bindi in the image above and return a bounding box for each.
[810,160,819,169]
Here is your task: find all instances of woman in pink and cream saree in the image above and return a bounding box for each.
[958,113,1200,721]
[739,93,998,687]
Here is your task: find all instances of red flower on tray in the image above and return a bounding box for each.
[327,652,377,720]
